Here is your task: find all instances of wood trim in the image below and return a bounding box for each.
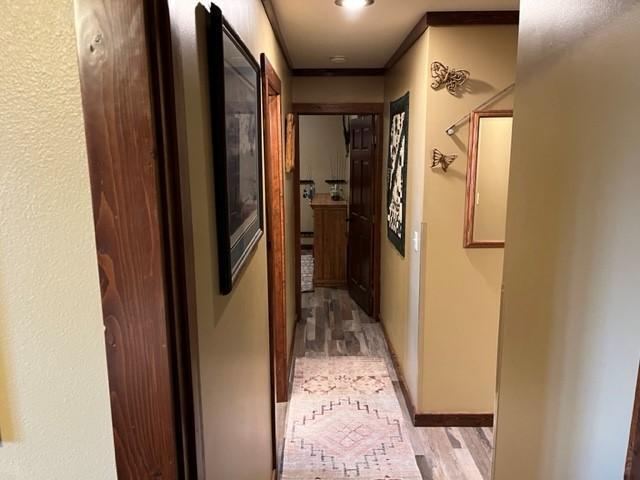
[261,53,288,405]
[426,10,519,26]
[379,317,417,423]
[292,68,386,77]
[414,413,494,428]
[261,0,293,69]
[463,109,512,249]
[261,53,287,471]
[74,0,196,476]
[373,115,383,322]
[263,53,283,92]
[293,103,384,115]
[293,114,302,323]
[625,363,640,479]
[385,10,519,69]
[384,13,428,69]
[147,1,203,476]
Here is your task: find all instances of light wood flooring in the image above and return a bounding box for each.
[278,286,494,480]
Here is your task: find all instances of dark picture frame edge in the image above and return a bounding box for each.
[386,91,410,257]
[207,4,264,295]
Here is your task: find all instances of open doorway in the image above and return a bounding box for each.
[293,104,383,331]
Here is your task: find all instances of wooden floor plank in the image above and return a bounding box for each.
[283,287,494,480]
[419,428,467,480]
[453,447,484,480]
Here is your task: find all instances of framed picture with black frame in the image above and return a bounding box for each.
[207,4,263,295]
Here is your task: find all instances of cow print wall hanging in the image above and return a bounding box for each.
[386,92,410,256]
[431,61,470,96]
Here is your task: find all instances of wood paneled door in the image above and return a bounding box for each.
[348,115,376,315]
[261,54,288,410]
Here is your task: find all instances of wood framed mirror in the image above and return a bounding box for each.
[464,110,513,248]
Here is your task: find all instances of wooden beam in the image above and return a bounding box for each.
[261,0,293,69]
[292,68,386,77]
[385,10,519,69]
[427,10,519,26]
[414,413,494,428]
[292,103,384,115]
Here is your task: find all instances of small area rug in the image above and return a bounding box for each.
[282,357,421,479]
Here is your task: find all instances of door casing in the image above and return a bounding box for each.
[74,0,202,477]
[292,103,384,323]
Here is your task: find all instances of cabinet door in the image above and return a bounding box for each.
[314,207,347,286]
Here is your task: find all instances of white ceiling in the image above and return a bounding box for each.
[272,0,519,68]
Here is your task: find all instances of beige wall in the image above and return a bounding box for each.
[381,31,430,405]
[381,25,518,413]
[299,115,350,233]
[169,1,292,478]
[493,2,640,479]
[292,76,384,104]
[421,25,518,414]
[0,1,117,478]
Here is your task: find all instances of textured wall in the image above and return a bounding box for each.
[169,1,292,478]
[0,1,116,478]
[493,2,640,478]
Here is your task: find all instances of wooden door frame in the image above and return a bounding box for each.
[260,54,288,472]
[292,103,384,323]
[74,0,201,477]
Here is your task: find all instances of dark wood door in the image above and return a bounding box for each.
[348,115,376,315]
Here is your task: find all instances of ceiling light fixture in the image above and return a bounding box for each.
[330,55,347,64]
[335,0,374,10]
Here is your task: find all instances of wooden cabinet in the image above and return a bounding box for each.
[311,194,347,287]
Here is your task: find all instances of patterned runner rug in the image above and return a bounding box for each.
[282,357,422,479]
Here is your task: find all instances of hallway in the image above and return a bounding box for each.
[280,287,493,480]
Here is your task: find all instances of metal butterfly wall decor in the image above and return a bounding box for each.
[430,61,470,96]
[431,149,458,172]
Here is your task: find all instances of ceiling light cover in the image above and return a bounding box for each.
[335,0,374,9]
